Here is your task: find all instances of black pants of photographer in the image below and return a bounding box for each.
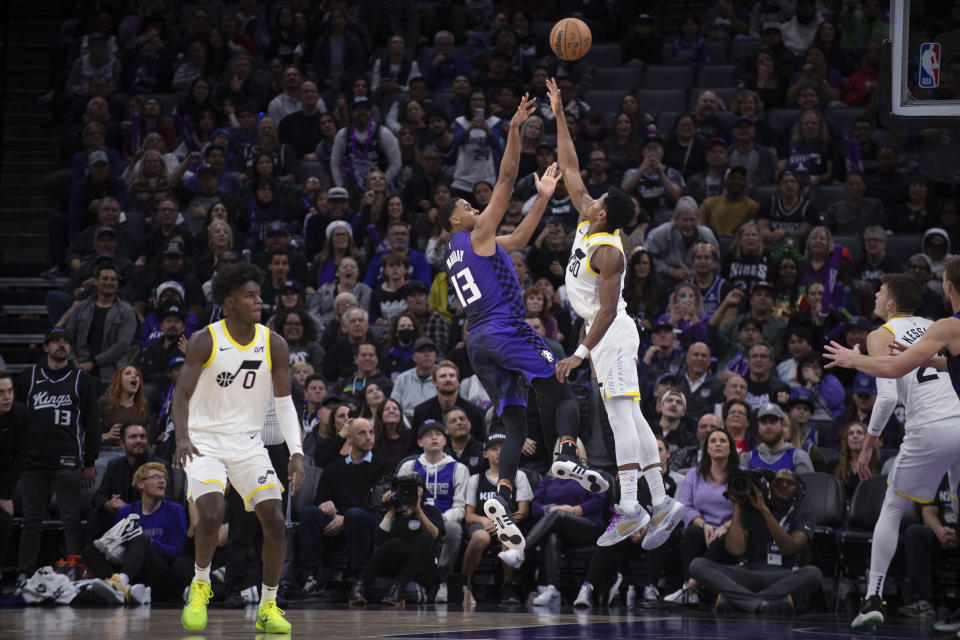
[359,532,437,589]
[689,558,823,612]
[225,443,289,592]
[526,511,603,586]
[82,535,189,601]
[585,526,683,593]
[680,524,729,580]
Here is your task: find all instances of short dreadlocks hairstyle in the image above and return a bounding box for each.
[211,261,263,306]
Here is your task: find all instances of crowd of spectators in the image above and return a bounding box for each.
[4,0,960,616]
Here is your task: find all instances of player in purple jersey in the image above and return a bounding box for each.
[826,256,960,397]
[438,95,607,553]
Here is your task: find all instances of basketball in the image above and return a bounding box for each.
[549,18,592,61]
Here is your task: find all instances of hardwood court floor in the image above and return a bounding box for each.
[0,603,948,639]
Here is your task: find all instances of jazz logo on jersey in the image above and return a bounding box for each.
[568,247,586,277]
[216,360,261,388]
[919,43,940,89]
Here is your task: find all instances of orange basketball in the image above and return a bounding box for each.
[549,18,592,61]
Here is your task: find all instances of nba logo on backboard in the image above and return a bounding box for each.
[919,42,940,88]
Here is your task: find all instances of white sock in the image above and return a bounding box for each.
[114,572,130,588]
[643,467,667,506]
[260,583,278,606]
[618,468,639,510]
[193,563,210,584]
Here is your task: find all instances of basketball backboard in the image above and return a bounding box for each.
[881,0,960,126]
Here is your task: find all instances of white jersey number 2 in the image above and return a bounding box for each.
[451,267,482,307]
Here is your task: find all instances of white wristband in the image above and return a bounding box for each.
[574,344,589,359]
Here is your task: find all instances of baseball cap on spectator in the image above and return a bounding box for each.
[644,124,663,145]
[320,394,344,408]
[751,280,775,295]
[762,22,782,32]
[95,225,117,238]
[161,303,186,321]
[788,389,815,410]
[325,219,351,239]
[88,150,109,166]
[196,163,218,176]
[413,337,436,352]
[738,316,761,331]
[167,355,185,370]
[156,281,185,301]
[404,280,429,296]
[707,137,727,150]
[734,115,756,127]
[328,186,349,201]
[636,13,653,22]
[44,326,73,344]
[280,281,303,296]
[757,402,784,420]
[162,241,184,256]
[777,168,799,182]
[210,128,229,142]
[350,96,371,109]
[485,428,507,449]
[924,231,947,248]
[418,419,445,439]
[650,321,674,334]
[907,253,934,270]
[853,373,877,395]
[844,315,873,332]
[656,372,679,387]
[266,221,290,236]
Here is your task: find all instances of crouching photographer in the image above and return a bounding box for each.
[348,473,445,607]
[689,468,822,614]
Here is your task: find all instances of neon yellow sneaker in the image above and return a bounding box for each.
[181,580,212,631]
[256,600,292,634]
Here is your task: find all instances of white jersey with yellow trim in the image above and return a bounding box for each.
[187,320,274,438]
[882,316,960,428]
[565,221,628,326]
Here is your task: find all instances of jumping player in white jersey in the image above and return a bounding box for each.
[173,262,305,634]
[547,77,684,548]
[823,273,960,631]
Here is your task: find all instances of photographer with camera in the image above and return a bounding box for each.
[348,473,444,607]
[396,419,470,603]
[741,403,814,473]
[689,467,820,614]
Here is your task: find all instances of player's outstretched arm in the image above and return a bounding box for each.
[824,319,949,378]
[556,245,623,382]
[172,328,212,469]
[547,77,591,218]
[498,162,560,253]
[473,94,536,250]
[269,330,305,495]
